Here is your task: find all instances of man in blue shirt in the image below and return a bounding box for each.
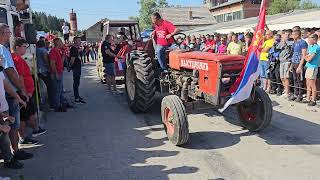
[0,23,33,165]
[304,34,320,106]
[290,30,308,102]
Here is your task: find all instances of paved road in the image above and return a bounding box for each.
[1,63,320,180]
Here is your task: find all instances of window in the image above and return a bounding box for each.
[0,8,7,24]
[232,11,242,20]
[214,10,243,23]
[225,13,233,22]
[251,0,261,4]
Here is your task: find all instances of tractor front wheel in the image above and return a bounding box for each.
[125,51,156,113]
[161,95,189,146]
[237,87,273,132]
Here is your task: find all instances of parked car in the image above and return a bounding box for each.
[141,29,154,39]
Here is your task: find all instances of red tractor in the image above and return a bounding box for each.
[125,33,273,146]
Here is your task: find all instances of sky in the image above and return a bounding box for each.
[31,0,203,30]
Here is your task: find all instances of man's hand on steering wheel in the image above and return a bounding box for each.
[166,34,173,40]
[171,33,187,46]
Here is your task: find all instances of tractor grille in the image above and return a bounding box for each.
[219,62,243,98]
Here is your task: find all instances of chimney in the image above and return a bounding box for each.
[188,8,193,20]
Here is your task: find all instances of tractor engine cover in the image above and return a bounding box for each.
[169,50,245,97]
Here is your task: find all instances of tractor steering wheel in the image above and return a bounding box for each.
[172,33,187,46]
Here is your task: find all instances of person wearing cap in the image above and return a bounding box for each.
[227,34,244,55]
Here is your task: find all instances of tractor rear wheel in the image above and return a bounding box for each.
[237,87,273,132]
[125,51,156,113]
[161,95,189,146]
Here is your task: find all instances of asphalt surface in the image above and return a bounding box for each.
[1,63,320,180]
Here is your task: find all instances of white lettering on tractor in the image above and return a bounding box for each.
[180,59,209,71]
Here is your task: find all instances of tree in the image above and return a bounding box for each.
[137,0,169,30]
[300,0,319,9]
[268,0,299,15]
[268,0,319,15]
[129,16,140,22]
[32,11,68,33]
[158,0,169,7]
[138,0,158,30]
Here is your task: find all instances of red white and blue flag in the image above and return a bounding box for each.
[219,0,267,112]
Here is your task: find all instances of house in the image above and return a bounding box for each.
[206,0,262,23]
[185,8,320,35]
[158,6,217,31]
[85,18,108,43]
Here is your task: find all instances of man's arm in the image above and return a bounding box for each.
[70,57,75,67]
[261,46,271,52]
[296,48,308,73]
[43,53,49,64]
[166,27,180,40]
[305,54,316,62]
[50,60,57,74]
[105,49,122,59]
[4,68,24,93]
[3,79,26,107]
[227,44,231,54]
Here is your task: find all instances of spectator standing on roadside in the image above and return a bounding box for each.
[269,34,283,96]
[304,34,320,106]
[62,22,70,43]
[0,23,32,160]
[12,38,46,145]
[202,35,216,53]
[0,41,24,169]
[278,30,294,98]
[36,40,54,107]
[14,21,24,39]
[69,37,86,104]
[315,30,320,97]
[291,30,308,102]
[259,30,274,92]
[194,38,202,51]
[227,32,234,45]
[227,34,244,55]
[244,32,253,54]
[49,38,67,112]
[217,36,227,54]
[101,35,122,92]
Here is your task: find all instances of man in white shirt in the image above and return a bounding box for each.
[62,22,70,43]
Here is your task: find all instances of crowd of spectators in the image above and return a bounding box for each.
[174,26,320,106]
[0,21,90,170]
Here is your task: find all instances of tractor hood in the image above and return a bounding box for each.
[169,50,245,71]
[177,51,245,62]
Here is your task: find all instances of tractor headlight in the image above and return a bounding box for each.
[221,73,231,84]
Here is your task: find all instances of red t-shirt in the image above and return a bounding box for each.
[11,53,35,94]
[49,48,64,75]
[205,40,216,53]
[154,19,176,46]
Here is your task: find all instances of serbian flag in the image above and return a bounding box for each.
[219,0,267,112]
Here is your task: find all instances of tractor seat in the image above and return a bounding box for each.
[178,52,245,62]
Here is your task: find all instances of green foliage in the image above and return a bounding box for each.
[268,0,319,15]
[158,0,169,8]
[300,0,319,9]
[129,16,140,22]
[137,0,168,30]
[33,11,68,33]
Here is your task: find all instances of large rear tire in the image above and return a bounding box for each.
[125,51,156,113]
[161,95,189,146]
[237,87,273,132]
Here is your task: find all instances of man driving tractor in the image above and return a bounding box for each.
[151,12,179,72]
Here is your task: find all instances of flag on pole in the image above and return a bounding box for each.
[219,0,267,112]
